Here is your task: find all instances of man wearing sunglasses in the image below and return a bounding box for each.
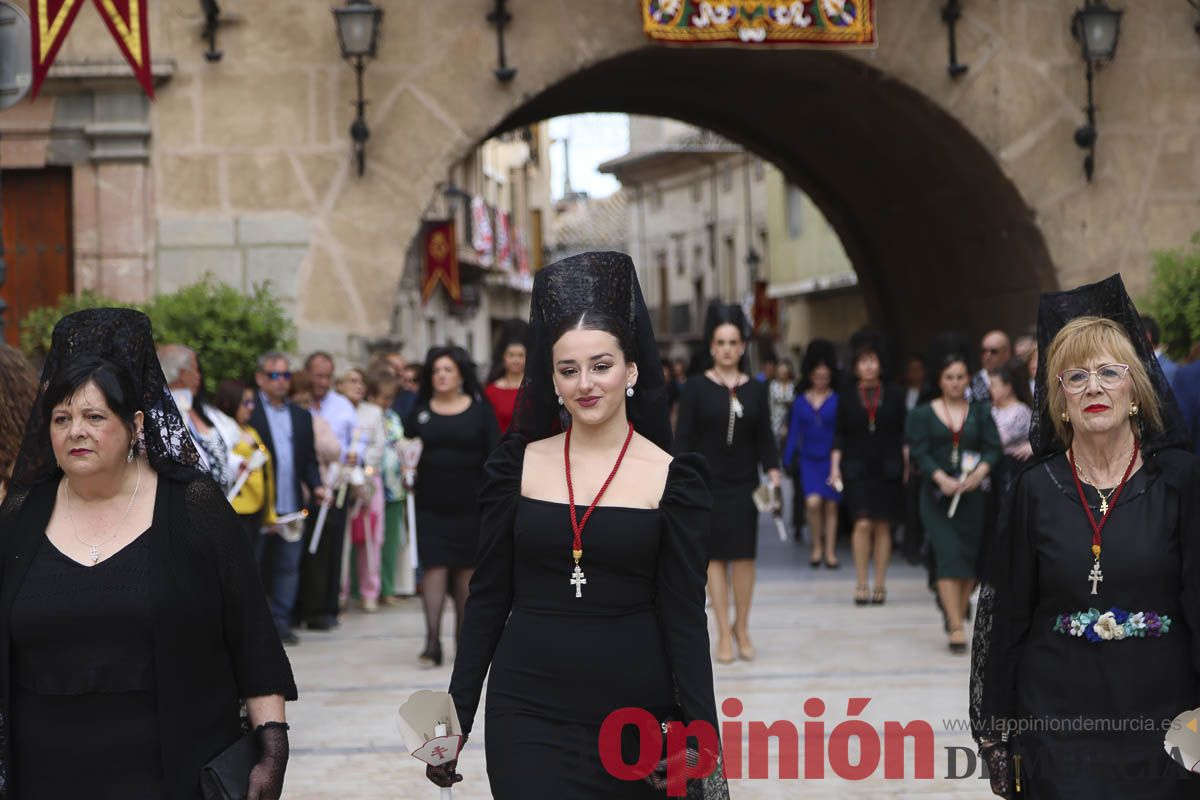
[970,329,1012,403]
[250,351,325,645]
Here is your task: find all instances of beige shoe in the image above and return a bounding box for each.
[362,596,379,613]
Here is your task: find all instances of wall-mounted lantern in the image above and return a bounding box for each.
[1071,0,1123,182]
[332,0,383,177]
[486,0,517,82]
[941,0,969,78]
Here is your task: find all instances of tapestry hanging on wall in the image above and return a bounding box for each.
[641,0,876,47]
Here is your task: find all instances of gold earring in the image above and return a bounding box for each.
[1060,410,1070,424]
[1129,401,1139,417]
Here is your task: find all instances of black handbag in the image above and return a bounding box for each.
[200,732,260,800]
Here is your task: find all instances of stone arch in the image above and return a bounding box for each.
[492,46,1057,354]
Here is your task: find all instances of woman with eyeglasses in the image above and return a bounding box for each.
[972,277,1200,798]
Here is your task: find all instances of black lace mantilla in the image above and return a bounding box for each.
[8,307,202,490]
[510,251,672,450]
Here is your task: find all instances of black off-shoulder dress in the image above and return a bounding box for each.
[448,438,728,798]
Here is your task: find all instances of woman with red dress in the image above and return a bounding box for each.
[483,324,528,433]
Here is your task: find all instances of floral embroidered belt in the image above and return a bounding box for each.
[1053,607,1172,642]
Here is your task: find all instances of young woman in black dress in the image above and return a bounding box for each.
[829,331,907,606]
[430,252,727,798]
[404,346,500,667]
[675,303,780,664]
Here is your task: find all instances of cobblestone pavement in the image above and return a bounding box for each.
[283,519,990,799]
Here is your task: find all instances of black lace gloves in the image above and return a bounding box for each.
[979,740,1013,799]
[248,722,290,800]
[425,733,467,789]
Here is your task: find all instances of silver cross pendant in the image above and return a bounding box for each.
[570,563,587,598]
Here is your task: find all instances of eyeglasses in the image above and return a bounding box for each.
[265,371,292,381]
[1057,363,1130,394]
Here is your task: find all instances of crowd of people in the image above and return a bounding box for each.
[3,259,1200,796]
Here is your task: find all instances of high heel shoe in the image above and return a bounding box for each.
[809,556,822,568]
[715,637,735,665]
[732,629,755,662]
[854,585,870,606]
[871,586,887,605]
[418,640,443,667]
[948,628,967,655]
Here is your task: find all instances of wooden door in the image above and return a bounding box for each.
[0,169,73,346]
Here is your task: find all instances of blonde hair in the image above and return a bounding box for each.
[1043,316,1162,447]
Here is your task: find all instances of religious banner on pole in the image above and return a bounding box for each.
[29,0,88,98]
[92,0,153,98]
[641,0,876,47]
[29,0,153,99]
[421,220,462,305]
[470,196,494,267]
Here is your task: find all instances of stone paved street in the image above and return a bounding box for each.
[284,518,991,799]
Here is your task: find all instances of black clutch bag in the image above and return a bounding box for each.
[200,732,260,800]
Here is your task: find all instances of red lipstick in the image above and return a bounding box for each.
[576,396,600,408]
[69,448,91,456]
[1083,404,1109,413]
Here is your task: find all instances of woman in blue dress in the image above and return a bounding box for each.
[784,340,841,568]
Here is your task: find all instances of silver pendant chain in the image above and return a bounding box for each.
[65,460,142,565]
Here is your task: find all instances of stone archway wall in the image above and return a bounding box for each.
[144,0,1200,353]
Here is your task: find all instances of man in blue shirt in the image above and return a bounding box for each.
[249,351,324,645]
[1142,316,1178,386]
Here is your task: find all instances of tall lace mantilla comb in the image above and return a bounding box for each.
[509,251,672,451]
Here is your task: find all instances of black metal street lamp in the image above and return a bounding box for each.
[745,248,761,283]
[332,0,383,177]
[200,0,222,62]
[1071,0,1123,181]
[486,0,517,82]
[941,0,969,78]
[1188,0,1200,36]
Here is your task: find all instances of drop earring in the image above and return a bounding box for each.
[557,395,564,406]
[127,440,136,463]
[1129,401,1139,417]
[1060,410,1071,424]
[626,385,634,397]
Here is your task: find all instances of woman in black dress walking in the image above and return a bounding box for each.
[404,346,499,667]
[0,309,295,800]
[675,303,780,664]
[430,252,727,798]
[829,331,907,606]
[972,276,1200,798]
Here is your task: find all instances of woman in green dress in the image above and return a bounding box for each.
[906,353,1000,654]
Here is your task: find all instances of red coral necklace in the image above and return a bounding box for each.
[564,421,635,598]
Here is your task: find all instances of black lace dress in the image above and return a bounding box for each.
[448,438,728,798]
[972,449,1200,798]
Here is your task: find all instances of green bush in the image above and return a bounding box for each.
[1145,233,1200,361]
[18,277,296,392]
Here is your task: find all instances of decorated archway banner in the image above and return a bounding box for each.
[641,0,875,47]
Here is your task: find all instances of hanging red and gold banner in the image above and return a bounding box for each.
[641,0,876,47]
[92,0,153,98]
[29,0,88,99]
[422,220,462,304]
[29,0,153,99]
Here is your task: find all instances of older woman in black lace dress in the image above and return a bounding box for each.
[972,276,1200,798]
[0,309,296,800]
